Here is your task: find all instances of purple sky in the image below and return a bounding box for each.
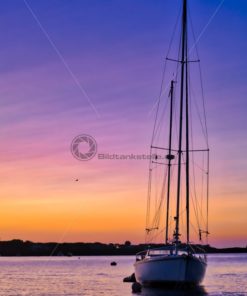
[0,0,246,247]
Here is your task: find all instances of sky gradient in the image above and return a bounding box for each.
[0,0,246,247]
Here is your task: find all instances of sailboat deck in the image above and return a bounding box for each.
[136,245,207,263]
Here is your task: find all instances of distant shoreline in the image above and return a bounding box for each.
[0,240,246,256]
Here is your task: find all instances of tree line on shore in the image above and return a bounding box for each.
[0,239,245,256]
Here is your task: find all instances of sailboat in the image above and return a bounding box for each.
[134,0,210,286]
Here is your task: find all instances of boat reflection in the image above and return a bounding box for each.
[140,285,208,296]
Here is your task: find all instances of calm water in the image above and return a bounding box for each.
[0,254,246,296]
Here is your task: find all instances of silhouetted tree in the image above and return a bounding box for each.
[124,240,131,246]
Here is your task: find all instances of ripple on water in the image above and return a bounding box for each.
[0,255,246,296]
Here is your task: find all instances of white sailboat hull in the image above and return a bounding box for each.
[134,255,206,286]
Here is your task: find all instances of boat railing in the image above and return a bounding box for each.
[188,244,207,262]
[136,245,177,261]
[135,250,147,261]
[136,244,207,262]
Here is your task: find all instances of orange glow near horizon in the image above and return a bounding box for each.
[0,154,246,248]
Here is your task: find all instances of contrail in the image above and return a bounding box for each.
[23,0,100,117]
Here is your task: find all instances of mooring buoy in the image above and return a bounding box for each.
[132,282,142,293]
[123,273,136,282]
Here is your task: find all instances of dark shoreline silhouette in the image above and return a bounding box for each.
[0,240,246,256]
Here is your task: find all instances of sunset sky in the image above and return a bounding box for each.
[0,0,246,248]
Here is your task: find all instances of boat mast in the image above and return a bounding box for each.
[165,80,175,244]
[174,0,188,245]
[185,5,190,244]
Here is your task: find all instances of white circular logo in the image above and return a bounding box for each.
[71,134,97,161]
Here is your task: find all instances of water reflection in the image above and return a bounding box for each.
[140,285,208,296]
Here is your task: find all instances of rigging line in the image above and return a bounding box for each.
[187,154,209,238]
[149,56,168,145]
[192,159,208,174]
[151,167,168,229]
[173,38,182,146]
[167,164,176,240]
[206,150,210,239]
[189,13,209,148]
[190,221,207,246]
[189,79,207,230]
[146,115,160,238]
[151,100,172,222]
[146,80,164,235]
[155,213,181,246]
[190,83,208,144]
[188,53,209,213]
[153,95,169,142]
[152,53,179,145]
[166,2,182,60]
[188,243,206,255]
[178,67,201,235]
[180,153,202,233]
[190,172,206,229]
[148,1,224,117]
[187,80,201,232]
[198,62,209,148]
[148,225,166,243]
[155,164,162,217]
[148,206,187,243]
[200,153,206,228]
[152,21,183,121]
[147,226,164,243]
[149,164,169,231]
[147,162,176,243]
[189,220,204,243]
[190,152,207,228]
[148,3,182,117]
[23,0,100,118]
[145,169,153,229]
[145,150,158,241]
[189,149,203,231]
[195,174,207,229]
[145,157,159,242]
[169,28,182,180]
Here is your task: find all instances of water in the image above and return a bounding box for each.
[0,254,246,296]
